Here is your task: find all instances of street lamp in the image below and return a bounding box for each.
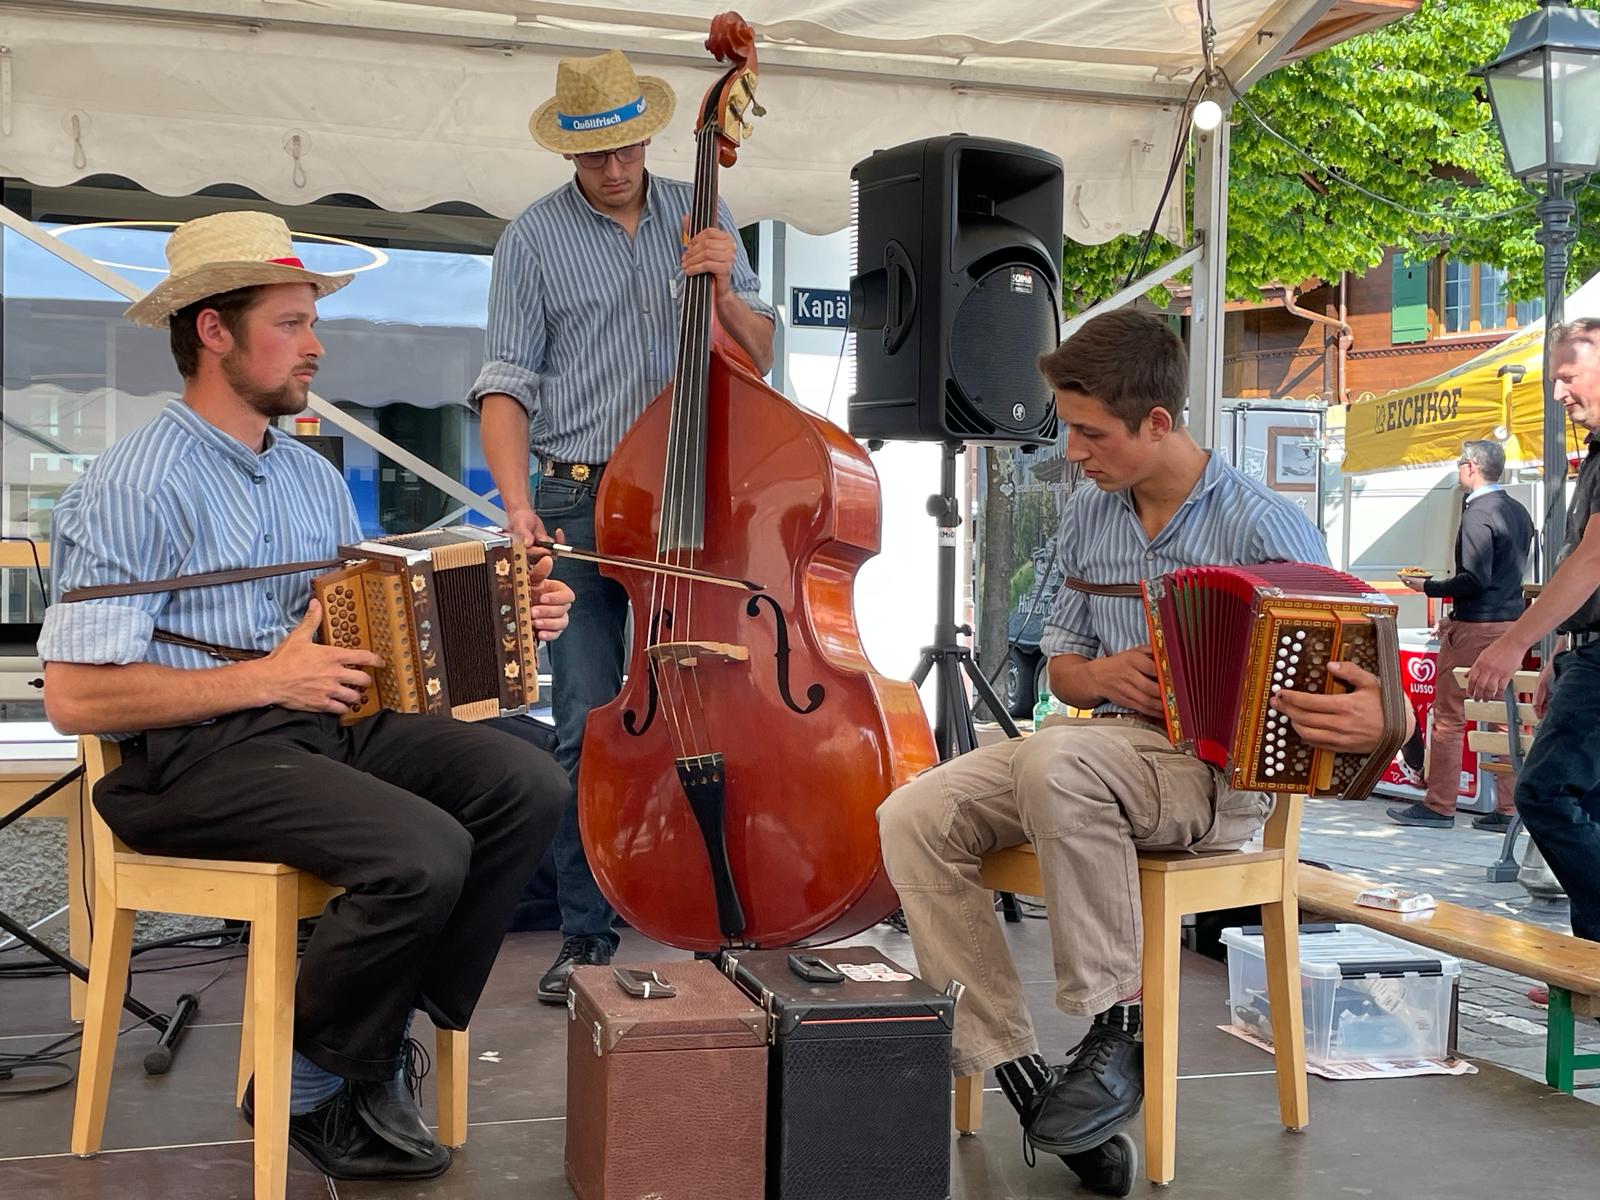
[1478,0,1600,572]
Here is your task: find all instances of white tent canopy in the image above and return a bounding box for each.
[3,0,1385,240]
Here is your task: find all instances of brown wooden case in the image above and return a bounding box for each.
[565,959,769,1200]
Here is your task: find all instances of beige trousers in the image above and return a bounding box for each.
[877,717,1270,1076]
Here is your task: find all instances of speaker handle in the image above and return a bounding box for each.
[882,241,918,355]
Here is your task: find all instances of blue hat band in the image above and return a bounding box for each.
[557,95,647,133]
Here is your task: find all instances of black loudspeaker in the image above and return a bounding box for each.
[848,135,1063,445]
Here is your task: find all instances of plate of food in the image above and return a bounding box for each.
[1396,567,1433,581]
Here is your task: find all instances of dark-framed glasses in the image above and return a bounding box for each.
[574,142,646,169]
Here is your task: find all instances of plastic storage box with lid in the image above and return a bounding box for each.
[1221,923,1460,1063]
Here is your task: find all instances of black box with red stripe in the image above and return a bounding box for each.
[723,945,955,1200]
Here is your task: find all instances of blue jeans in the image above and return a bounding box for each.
[1515,641,1600,943]
[536,475,629,949]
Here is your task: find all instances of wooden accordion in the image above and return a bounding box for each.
[1141,562,1406,799]
[312,526,540,724]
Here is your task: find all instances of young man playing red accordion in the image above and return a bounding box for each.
[877,310,1410,1194]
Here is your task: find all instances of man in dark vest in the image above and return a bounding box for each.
[1391,439,1533,829]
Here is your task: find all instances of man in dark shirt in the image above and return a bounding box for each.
[1390,440,1533,829]
[1469,317,1600,945]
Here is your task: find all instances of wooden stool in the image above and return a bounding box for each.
[70,736,470,1200]
[955,793,1308,1185]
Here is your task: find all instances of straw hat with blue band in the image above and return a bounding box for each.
[530,49,676,155]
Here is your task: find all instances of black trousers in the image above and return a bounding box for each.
[95,707,568,1080]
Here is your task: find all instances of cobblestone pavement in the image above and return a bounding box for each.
[1299,793,1600,1102]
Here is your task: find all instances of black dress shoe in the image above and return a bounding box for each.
[1062,1131,1138,1198]
[242,1078,451,1181]
[1025,1024,1144,1157]
[352,1038,437,1158]
[1386,802,1454,829]
[537,934,614,1004]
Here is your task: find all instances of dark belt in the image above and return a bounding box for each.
[1571,630,1600,648]
[1089,711,1165,730]
[541,459,606,485]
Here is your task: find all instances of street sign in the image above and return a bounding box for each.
[790,287,850,329]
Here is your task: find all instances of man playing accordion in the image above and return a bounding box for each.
[39,211,575,1183]
[877,310,1410,1195]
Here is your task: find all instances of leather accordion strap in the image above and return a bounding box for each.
[151,629,266,663]
[1060,575,1144,598]
[60,557,345,665]
[60,558,346,604]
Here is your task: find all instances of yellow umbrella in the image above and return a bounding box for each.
[1342,323,1584,474]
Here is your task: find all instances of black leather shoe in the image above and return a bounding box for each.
[1472,812,1514,832]
[537,934,614,1004]
[1025,1024,1144,1157]
[1062,1131,1138,1198]
[352,1038,437,1158]
[242,1078,451,1181]
[1386,802,1453,829]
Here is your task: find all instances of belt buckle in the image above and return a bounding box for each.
[569,463,591,483]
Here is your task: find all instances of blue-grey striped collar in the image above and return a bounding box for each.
[1104,448,1226,516]
[161,399,283,481]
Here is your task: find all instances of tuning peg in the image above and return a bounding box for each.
[752,102,767,118]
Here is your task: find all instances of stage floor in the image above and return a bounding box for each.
[2,918,1596,1199]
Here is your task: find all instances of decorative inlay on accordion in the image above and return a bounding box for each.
[1141,563,1405,799]
[312,526,540,725]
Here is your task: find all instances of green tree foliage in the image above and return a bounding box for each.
[1062,0,1600,309]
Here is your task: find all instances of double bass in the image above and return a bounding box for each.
[577,12,938,953]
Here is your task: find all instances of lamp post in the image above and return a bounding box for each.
[1478,0,1600,578]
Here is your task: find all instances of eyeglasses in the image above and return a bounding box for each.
[573,143,646,169]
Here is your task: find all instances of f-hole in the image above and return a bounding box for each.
[745,594,824,715]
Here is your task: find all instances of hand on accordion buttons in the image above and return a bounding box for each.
[1268,660,1397,755]
[531,576,575,641]
[261,599,386,715]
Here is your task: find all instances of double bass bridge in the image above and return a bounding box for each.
[648,640,749,670]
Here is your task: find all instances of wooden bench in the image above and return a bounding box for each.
[1298,865,1600,1093]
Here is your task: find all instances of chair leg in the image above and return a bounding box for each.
[1140,877,1181,1186]
[251,877,299,1200]
[954,1073,984,1135]
[236,945,255,1107]
[436,1026,470,1148]
[1260,895,1309,1130]
[70,900,136,1155]
[66,781,91,1024]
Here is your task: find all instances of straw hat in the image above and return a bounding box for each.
[124,211,351,329]
[529,49,675,155]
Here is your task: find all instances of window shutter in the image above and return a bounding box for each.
[1391,252,1430,345]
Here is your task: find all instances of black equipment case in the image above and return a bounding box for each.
[723,945,956,1200]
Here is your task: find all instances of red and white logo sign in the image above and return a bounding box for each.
[1407,657,1436,685]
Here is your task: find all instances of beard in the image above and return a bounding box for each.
[220,347,310,419]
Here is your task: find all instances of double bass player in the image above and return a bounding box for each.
[469,48,776,1003]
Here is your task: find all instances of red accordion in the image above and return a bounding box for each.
[1141,563,1405,799]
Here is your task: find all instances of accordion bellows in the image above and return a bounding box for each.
[313,526,540,724]
[1142,563,1406,800]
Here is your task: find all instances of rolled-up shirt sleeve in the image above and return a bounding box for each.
[1038,507,1098,659]
[37,483,175,665]
[467,222,546,417]
[716,198,776,324]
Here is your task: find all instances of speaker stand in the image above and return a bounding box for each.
[908,443,1025,922]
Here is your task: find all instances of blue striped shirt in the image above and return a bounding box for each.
[39,400,361,673]
[467,173,776,463]
[1040,452,1330,711]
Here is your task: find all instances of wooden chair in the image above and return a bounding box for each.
[70,736,470,1199]
[955,793,1308,1186]
[1457,667,1543,886]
